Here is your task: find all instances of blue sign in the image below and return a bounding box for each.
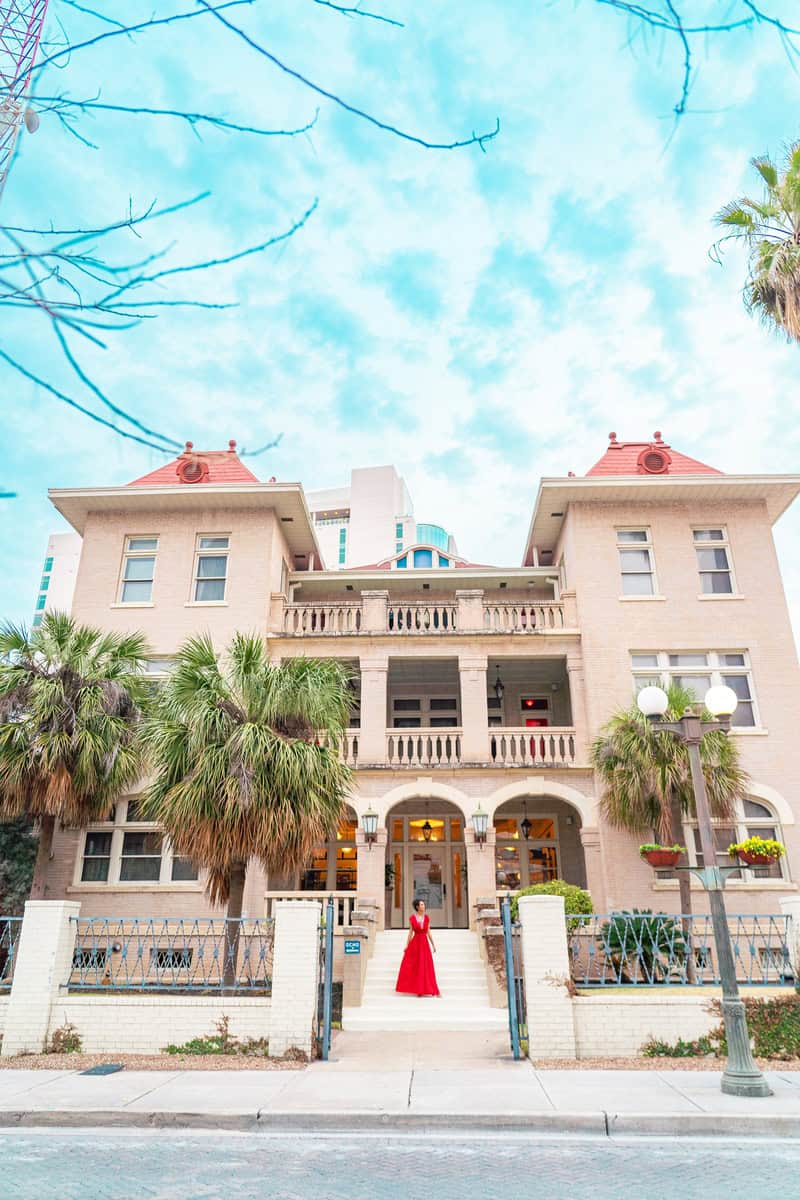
[344,939,361,955]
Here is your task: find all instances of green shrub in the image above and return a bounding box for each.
[640,996,800,1061]
[164,1015,269,1058]
[510,880,593,924]
[46,1022,82,1054]
[642,1035,717,1058]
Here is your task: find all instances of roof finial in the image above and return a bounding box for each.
[654,430,663,443]
[609,431,618,445]
[228,439,237,452]
[184,440,193,453]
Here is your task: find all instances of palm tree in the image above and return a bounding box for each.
[591,684,748,923]
[714,142,800,342]
[0,612,150,898]
[140,635,353,981]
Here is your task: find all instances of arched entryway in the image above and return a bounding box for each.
[492,796,587,892]
[385,800,469,929]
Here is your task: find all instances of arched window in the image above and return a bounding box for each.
[685,798,788,881]
[414,548,433,568]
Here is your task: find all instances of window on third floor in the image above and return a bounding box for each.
[693,528,735,594]
[617,529,656,595]
[193,535,229,602]
[119,536,158,604]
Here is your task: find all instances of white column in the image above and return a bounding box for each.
[459,652,489,763]
[517,894,577,1060]
[2,900,81,1057]
[268,900,322,1058]
[358,653,389,764]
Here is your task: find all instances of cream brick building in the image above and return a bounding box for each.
[38,433,800,931]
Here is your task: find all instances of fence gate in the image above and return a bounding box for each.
[501,896,526,1060]
[317,896,335,1060]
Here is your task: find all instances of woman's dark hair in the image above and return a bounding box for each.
[413,899,424,912]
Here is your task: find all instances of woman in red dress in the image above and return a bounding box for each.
[395,899,440,997]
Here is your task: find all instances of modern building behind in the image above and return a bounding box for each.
[307,464,457,569]
[31,531,82,627]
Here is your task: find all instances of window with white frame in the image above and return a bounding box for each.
[78,798,198,885]
[693,528,734,594]
[686,799,787,882]
[193,535,229,602]
[617,529,655,595]
[119,536,158,603]
[631,651,758,727]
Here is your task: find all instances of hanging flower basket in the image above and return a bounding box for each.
[728,837,786,867]
[639,844,685,869]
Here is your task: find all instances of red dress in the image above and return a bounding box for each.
[395,914,440,996]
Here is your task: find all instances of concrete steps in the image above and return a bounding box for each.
[342,929,508,1032]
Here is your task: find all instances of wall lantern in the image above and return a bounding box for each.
[472,805,489,847]
[521,816,532,841]
[421,820,433,843]
[493,667,505,703]
[361,806,379,848]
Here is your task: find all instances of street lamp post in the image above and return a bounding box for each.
[636,684,772,1098]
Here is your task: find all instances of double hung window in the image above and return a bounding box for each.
[194,535,229,601]
[617,529,655,595]
[693,528,734,594]
[120,537,158,603]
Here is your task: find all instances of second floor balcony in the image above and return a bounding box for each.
[330,655,586,771]
[274,571,578,641]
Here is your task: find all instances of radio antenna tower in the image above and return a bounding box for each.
[0,1,49,199]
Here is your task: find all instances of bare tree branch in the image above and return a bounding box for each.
[312,0,404,28]
[198,0,500,152]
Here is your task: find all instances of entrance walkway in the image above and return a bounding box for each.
[327,1031,512,1069]
[341,930,507,1032]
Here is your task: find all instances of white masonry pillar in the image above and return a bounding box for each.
[2,900,81,1057]
[517,894,577,1060]
[269,900,322,1059]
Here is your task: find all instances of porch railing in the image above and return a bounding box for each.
[386,727,463,767]
[265,891,357,929]
[0,917,22,990]
[567,912,793,987]
[490,727,576,767]
[387,602,457,633]
[282,602,363,635]
[68,917,274,992]
[483,602,564,632]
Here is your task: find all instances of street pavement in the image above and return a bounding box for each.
[2,1128,800,1200]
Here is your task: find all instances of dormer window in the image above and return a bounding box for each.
[389,545,453,570]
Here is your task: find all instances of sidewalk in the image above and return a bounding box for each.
[1,1032,800,1137]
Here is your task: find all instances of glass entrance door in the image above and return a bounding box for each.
[411,844,448,928]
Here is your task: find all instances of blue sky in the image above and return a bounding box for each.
[2,0,799,635]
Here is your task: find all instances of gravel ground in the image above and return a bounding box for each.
[0,1052,307,1071]
[532,1056,800,1070]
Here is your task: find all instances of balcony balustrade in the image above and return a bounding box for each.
[386,728,463,768]
[489,727,576,768]
[279,597,568,636]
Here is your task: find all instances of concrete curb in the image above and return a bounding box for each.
[2,1109,800,1138]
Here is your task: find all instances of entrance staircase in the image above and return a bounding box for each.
[341,929,507,1032]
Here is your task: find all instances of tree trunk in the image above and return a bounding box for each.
[669,794,696,983]
[223,860,247,989]
[28,815,56,900]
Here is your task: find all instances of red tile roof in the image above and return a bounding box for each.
[586,432,721,477]
[128,441,259,486]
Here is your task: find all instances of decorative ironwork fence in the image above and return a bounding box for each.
[68,917,274,992]
[568,912,793,987]
[501,897,526,1059]
[0,918,22,990]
